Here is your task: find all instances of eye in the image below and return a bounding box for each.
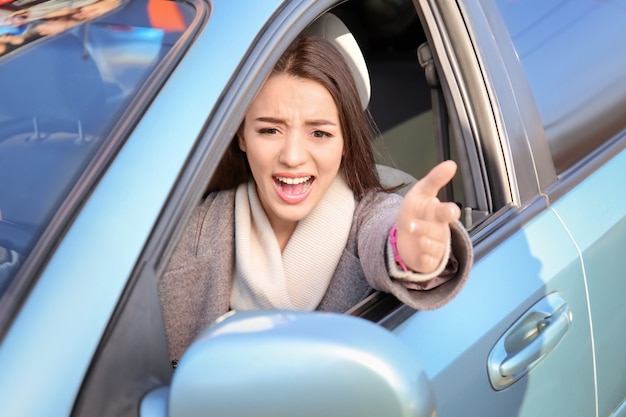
[258,128,279,135]
[312,130,332,139]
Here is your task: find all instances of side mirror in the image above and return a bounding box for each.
[142,311,436,417]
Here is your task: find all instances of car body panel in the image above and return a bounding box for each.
[393,206,595,416]
[551,147,626,416]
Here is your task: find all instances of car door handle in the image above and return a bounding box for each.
[488,292,572,390]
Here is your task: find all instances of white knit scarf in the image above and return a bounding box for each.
[231,176,355,311]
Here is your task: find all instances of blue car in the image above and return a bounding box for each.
[1,0,625,416]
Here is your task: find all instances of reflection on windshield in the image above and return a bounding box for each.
[0,0,194,297]
[0,0,123,57]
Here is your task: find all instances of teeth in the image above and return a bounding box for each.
[275,176,311,185]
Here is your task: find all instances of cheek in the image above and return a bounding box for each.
[317,142,344,176]
[242,139,272,174]
[331,139,345,167]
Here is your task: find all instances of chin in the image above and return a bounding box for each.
[278,207,314,223]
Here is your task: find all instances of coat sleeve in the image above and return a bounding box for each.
[357,192,473,310]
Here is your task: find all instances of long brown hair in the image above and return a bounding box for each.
[208,34,382,199]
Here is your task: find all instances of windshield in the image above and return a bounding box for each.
[0,0,195,296]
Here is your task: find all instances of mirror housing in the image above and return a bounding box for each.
[143,311,436,417]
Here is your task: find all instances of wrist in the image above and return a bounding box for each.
[389,224,408,272]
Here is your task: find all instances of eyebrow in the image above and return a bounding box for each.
[255,117,338,127]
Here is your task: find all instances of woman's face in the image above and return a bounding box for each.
[239,73,344,233]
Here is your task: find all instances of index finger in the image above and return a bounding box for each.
[410,160,457,199]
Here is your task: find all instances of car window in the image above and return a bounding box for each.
[0,0,196,296]
[493,0,626,173]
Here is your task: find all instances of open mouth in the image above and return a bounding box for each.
[273,175,314,196]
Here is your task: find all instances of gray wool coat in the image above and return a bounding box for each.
[159,188,473,360]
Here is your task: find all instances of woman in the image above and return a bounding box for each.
[160,33,473,363]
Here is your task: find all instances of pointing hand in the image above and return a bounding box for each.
[395,160,461,273]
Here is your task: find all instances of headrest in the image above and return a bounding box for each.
[304,13,371,110]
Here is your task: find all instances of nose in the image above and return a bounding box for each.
[278,133,307,167]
